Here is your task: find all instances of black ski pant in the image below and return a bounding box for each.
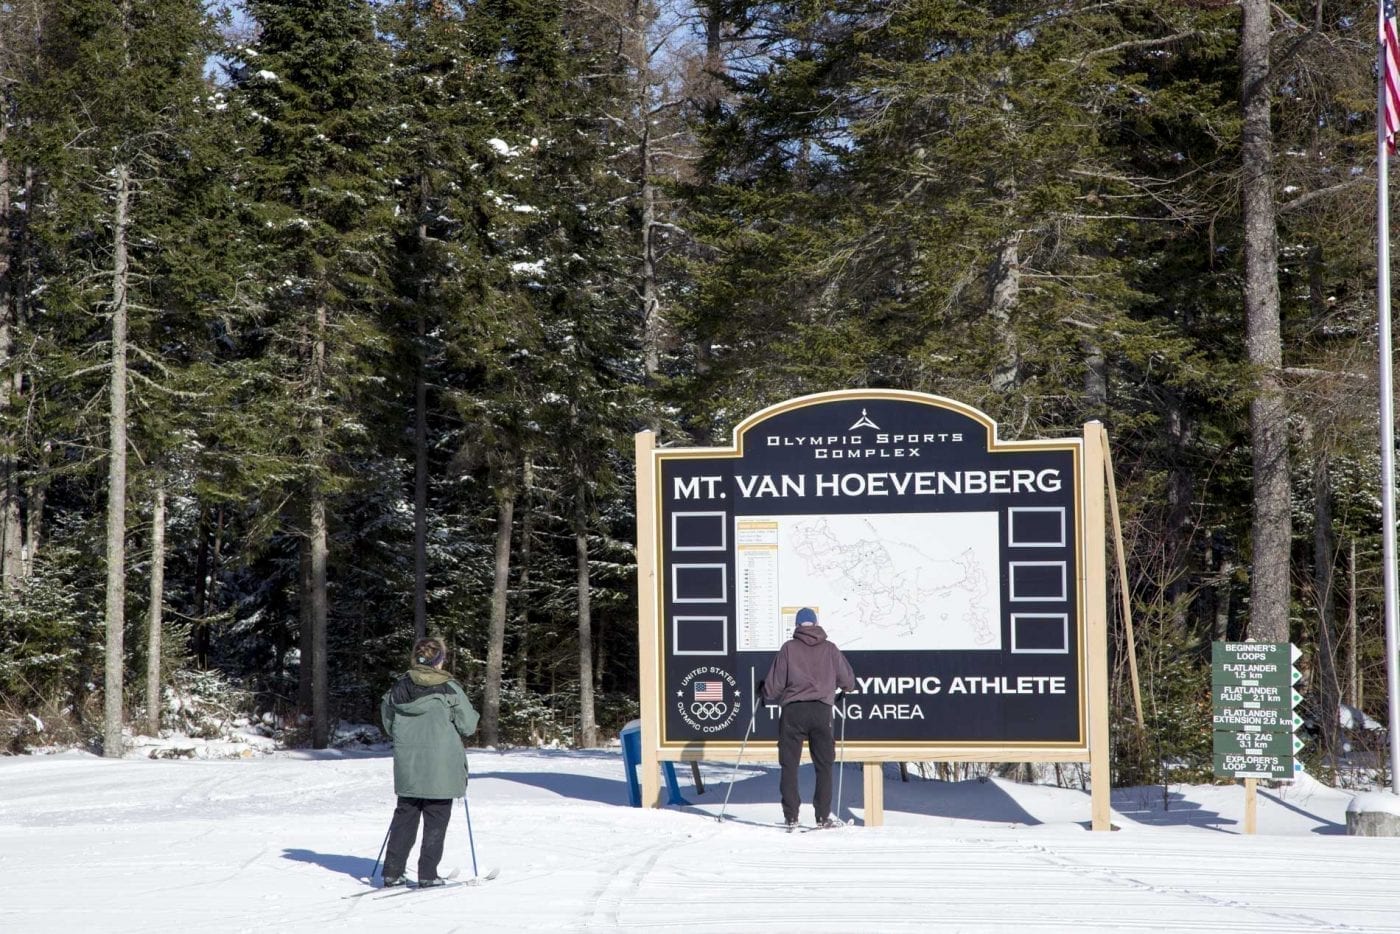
[777,700,835,823]
[383,796,453,881]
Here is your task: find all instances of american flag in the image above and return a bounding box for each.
[694,681,722,701]
[1384,0,1400,154]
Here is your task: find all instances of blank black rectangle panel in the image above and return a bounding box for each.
[672,564,727,603]
[1008,507,1066,547]
[1009,562,1067,601]
[672,512,727,551]
[1011,614,1069,654]
[673,616,728,655]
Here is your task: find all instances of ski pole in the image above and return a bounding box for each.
[835,691,847,823]
[370,822,391,882]
[461,752,480,879]
[717,697,761,822]
[463,794,480,879]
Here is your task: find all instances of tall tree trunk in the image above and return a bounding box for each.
[310,303,330,749]
[1310,433,1339,766]
[1347,539,1359,708]
[1082,337,1106,417]
[640,122,661,380]
[193,505,224,667]
[0,112,20,593]
[103,162,132,758]
[310,491,329,747]
[703,0,722,89]
[1240,0,1290,643]
[12,168,39,584]
[192,505,210,664]
[414,310,428,640]
[594,612,607,695]
[687,0,728,389]
[634,1,662,382]
[413,165,430,640]
[988,233,1021,393]
[298,534,313,713]
[575,502,596,748]
[481,473,515,747]
[1165,399,1193,637]
[2,0,39,587]
[145,475,166,736]
[1304,255,1340,763]
[514,457,535,686]
[21,441,46,581]
[1212,533,1235,642]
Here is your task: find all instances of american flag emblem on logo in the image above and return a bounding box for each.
[694,681,722,701]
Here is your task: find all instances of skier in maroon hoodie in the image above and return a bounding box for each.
[761,607,855,830]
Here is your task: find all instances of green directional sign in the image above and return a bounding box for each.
[1213,730,1305,758]
[1211,642,1302,688]
[1212,753,1298,780]
[1212,682,1295,707]
[1211,641,1301,781]
[1212,706,1302,732]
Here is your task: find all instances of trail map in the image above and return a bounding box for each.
[735,512,1000,652]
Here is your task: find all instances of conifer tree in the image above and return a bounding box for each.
[680,2,1158,429]
[19,0,226,755]
[0,0,45,593]
[380,0,519,647]
[236,0,395,748]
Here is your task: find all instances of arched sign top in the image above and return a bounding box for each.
[727,389,999,456]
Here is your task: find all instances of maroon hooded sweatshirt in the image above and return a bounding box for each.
[762,624,855,706]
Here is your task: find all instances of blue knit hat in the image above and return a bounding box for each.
[795,607,819,627]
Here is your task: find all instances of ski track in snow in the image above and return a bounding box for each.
[2,749,1399,933]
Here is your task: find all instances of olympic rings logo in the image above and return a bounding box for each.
[689,702,729,719]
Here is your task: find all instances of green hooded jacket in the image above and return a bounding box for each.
[380,665,480,799]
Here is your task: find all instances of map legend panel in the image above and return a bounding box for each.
[736,520,782,650]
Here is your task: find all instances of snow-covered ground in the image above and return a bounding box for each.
[2,743,1398,933]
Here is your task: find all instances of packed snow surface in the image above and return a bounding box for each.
[2,746,1398,932]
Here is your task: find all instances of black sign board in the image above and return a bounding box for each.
[651,391,1086,750]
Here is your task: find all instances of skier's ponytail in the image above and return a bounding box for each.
[413,637,447,668]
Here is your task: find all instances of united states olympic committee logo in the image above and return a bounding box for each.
[677,666,741,734]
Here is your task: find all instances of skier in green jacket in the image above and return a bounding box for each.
[379,636,480,887]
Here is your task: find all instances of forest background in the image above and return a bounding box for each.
[0,0,1391,787]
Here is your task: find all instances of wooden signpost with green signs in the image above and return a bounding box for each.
[1210,641,1302,833]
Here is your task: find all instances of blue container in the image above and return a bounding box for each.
[620,721,689,807]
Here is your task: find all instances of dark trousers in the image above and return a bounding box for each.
[778,701,835,823]
[383,796,453,880]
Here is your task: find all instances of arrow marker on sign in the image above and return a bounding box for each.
[1292,689,1304,708]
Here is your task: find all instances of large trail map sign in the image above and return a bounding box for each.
[639,391,1091,756]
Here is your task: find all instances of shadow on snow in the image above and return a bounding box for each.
[281,848,378,882]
